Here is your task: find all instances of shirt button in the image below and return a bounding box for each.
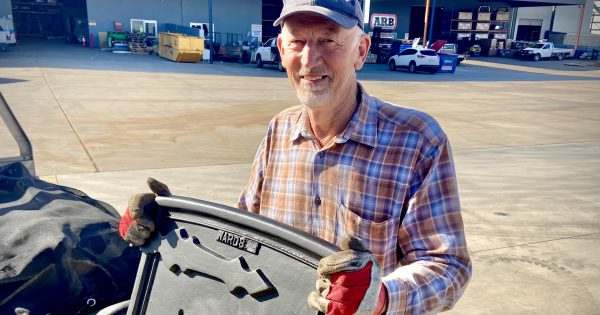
[315,196,321,206]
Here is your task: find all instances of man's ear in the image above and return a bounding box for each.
[354,34,371,71]
[277,34,284,57]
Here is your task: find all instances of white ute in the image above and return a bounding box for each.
[520,41,573,61]
[255,37,285,71]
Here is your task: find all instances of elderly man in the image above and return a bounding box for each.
[120,1,471,314]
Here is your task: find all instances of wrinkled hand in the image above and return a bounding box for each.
[308,235,388,315]
[118,177,171,246]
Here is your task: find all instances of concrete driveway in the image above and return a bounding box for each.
[1,38,599,314]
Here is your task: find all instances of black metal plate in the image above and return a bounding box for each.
[127,196,338,315]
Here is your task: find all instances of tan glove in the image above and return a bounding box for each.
[118,177,171,246]
[308,235,387,315]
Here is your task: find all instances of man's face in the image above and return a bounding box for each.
[277,14,369,109]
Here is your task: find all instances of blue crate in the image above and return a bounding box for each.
[438,53,458,73]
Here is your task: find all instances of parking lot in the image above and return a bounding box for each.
[1,38,600,314]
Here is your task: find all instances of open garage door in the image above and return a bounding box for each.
[11,0,88,44]
[516,18,543,41]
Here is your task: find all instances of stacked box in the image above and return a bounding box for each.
[458,22,472,30]
[457,33,471,40]
[477,12,491,21]
[496,12,510,21]
[458,12,472,20]
[476,23,490,31]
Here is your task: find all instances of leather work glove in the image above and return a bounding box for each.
[308,235,388,315]
[118,177,171,246]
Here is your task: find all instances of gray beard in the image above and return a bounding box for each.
[296,89,330,107]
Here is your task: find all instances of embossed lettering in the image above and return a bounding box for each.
[216,230,260,254]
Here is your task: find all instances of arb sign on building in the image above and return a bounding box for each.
[370,13,398,30]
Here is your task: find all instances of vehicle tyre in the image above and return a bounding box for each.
[278,61,285,72]
[557,53,563,61]
[534,53,541,61]
[256,55,263,68]
[388,59,396,71]
[408,61,417,73]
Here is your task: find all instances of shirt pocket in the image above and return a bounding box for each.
[335,203,400,274]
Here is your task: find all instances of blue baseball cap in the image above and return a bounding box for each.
[274,0,364,30]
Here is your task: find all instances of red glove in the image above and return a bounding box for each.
[118,177,171,246]
[308,236,388,315]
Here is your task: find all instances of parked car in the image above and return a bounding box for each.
[217,33,250,63]
[388,47,440,74]
[439,43,465,65]
[0,16,16,51]
[520,42,573,61]
[255,37,285,71]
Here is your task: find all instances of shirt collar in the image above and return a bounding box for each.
[289,108,310,142]
[289,82,378,148]
[337,82,378,148]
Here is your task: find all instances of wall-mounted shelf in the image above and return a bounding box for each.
[450,9,510,41]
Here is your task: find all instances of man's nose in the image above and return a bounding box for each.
[300,42,323,69]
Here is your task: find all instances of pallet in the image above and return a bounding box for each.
[129,45,150,54]
[128,32,149,54]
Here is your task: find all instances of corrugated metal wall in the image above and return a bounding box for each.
[0,0,12,18]
[86,0,261,46]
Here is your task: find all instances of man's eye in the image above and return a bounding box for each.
[320,39,337,46]
[290,40,305,46]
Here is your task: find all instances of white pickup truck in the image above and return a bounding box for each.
[520,42,573,61]
[255,37,285,71]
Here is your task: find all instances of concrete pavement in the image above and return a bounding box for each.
[1,39,599,314]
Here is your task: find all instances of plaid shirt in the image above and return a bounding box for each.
[236,83,471,314]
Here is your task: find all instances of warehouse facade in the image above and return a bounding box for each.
[1,0,597,49]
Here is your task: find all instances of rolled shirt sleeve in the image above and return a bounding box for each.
[235,135,266,213]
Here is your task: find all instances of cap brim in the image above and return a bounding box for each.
[273,6,359,29]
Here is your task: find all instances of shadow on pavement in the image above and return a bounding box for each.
[0,78,28,84]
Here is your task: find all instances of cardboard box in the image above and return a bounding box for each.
[458,22,472,30]
[496,12,510,21]
[477,12,491,21]
[458,12,472,20]
[476,23,490,31]
[159,45,202,63]
[158,32,204,51]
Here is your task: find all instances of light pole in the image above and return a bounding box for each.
[422,0,431,47]
[575,3,586,52]
[209,0,214,64]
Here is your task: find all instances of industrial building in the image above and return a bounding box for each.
[1,0,598,50]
